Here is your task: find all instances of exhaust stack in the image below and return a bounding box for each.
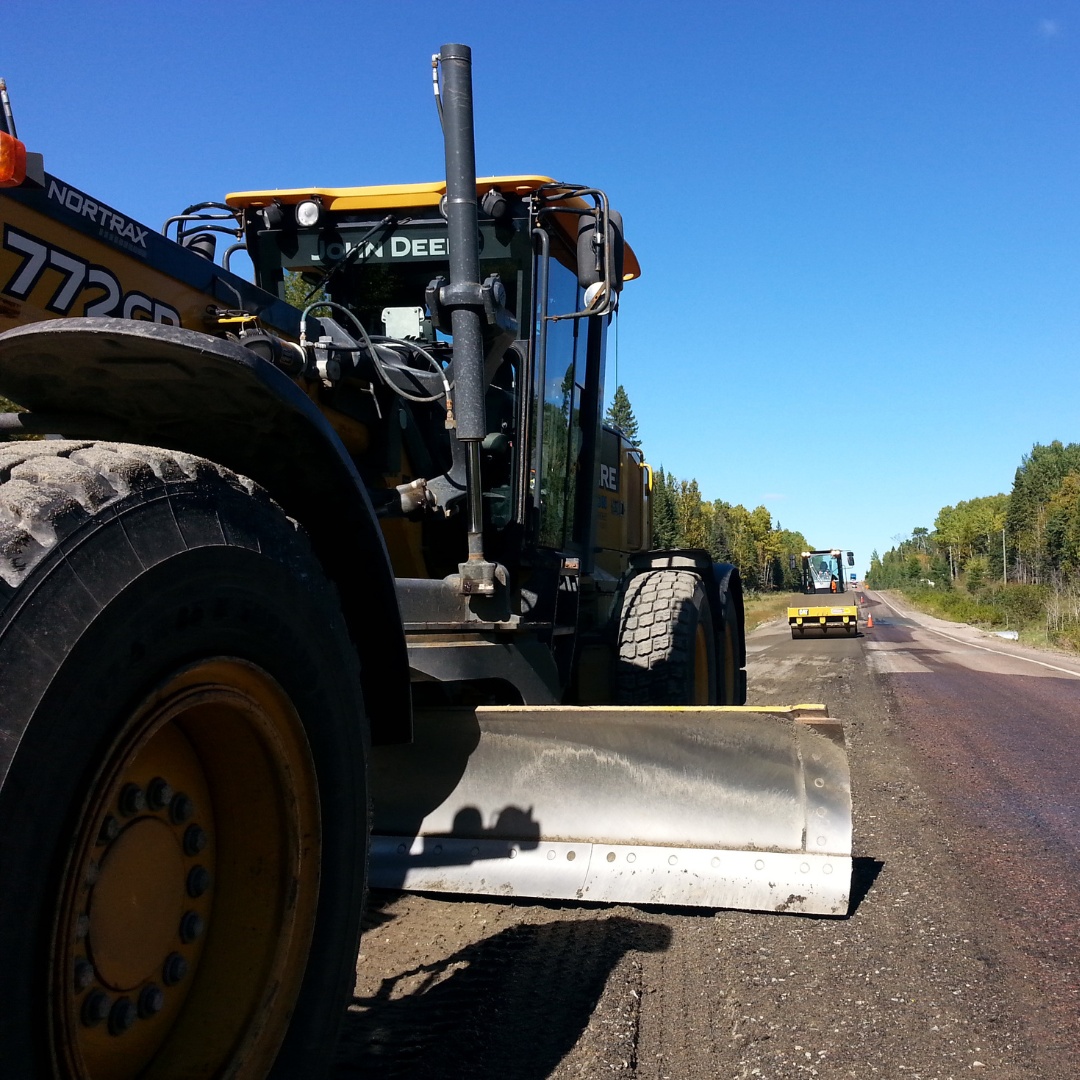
[433,43,498,593]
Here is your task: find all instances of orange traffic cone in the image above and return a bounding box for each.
[866,613,874,628]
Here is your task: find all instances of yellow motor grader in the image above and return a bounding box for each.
[0,50,852,1079]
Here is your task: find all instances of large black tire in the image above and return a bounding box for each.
[613,569,716,704]
[715,588,745,705]
[711,565,746,706]
[0,441,368,1079]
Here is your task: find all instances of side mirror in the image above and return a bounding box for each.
[847,551,855,566]
[788,554,797,570]
[576,210,625,295]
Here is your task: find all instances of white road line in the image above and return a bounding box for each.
[871,593,1080,680]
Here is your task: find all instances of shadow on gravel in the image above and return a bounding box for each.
[332,915,671,1079]
[849,856,884,913]
[358,892,401,932]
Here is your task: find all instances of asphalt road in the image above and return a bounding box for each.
[332,593,1078,1079]
[863,590,1080,1069]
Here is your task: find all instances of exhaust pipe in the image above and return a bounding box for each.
[433,43,496,592]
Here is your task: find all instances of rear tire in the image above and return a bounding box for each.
[0,441,368,1079]
[614,570,716,704]
[714,573,745,705]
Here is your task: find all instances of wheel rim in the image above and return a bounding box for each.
[52,659,321,1080]
[693,622,710,704]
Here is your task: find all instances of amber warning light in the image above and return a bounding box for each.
[0,130,25,187]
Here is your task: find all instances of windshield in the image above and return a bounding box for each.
[263,217,532,338]
[809,554,840,589]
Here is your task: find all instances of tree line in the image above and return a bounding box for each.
[866,439,1080,648]
[607,386,809,591]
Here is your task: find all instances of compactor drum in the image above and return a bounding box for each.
[0,49,854,1077]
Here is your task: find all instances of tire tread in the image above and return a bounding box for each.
[614,570,703,703]
[0,440,273,608]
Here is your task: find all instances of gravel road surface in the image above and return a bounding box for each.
[332,593,1077,1079]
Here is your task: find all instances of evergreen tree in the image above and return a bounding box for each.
[605,385,640,447]
[708,500,733,564]
[652,467,680,549]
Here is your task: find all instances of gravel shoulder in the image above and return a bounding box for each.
[333,608,1051,1079]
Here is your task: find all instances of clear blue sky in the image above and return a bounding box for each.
[6,2,1078,575]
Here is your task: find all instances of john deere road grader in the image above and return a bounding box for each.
[0,49,852,1078]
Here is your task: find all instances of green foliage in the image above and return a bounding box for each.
[645,475,808,592]
[651,468,680,549]
[998,583,1050,622]
[283,270,329,313]
[964,555,987,593]
[1006,440,1080,584]
[869,438,1080,652]
[605,385,640,448]
[906,586,1004,627]
[674,478,709,549]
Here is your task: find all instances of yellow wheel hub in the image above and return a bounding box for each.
[53,659,321,1080]
[89,816,189,990]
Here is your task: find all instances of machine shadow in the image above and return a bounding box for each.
[332,915,671,1079]
[849,856,884,913]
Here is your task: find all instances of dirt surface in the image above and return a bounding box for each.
[866,591,1080,1067]
[333,594,1072,1078]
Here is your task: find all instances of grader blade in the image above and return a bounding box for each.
[369,705,852,916]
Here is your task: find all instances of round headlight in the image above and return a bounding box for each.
[295,199,322,228]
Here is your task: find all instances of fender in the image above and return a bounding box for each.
[0,317,410,743]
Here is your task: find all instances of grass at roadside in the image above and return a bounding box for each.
[882,587,1080,654]
[742,591,796,632]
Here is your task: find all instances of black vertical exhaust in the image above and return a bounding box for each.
[435,43,498,594]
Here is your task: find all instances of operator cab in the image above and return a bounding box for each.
[797,549,856,595]
[227,177,640,581]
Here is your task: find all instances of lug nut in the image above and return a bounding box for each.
[118,783,146,817]
[84,861,100,888]
[137,984,165,1018]
[108,997,137,1036]
[146,777,174,811]
[183,824,207,857]
[179,911,205,944]
[81,989,110,1027]
[187,865,211,898]
[162,952,188,986]
[75,914,91,941]
[169,793,195,825]
[74,957,95,992]
[97,815,120,845]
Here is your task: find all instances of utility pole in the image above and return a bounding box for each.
[1002,527,1007,586]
